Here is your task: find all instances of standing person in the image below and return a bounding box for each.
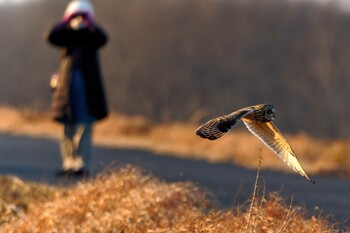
[47,0,108,177]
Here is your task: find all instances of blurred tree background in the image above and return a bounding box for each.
[0,0,349,138]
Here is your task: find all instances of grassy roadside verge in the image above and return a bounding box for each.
[0,166,339,232]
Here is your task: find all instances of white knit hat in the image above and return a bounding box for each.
[63,0,94,21]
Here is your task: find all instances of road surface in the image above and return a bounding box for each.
[0,133,349,227]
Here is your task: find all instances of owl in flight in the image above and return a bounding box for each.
[195,104,315,185]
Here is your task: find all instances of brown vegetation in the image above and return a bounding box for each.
[0,175,57,225]
[0,107,349,179]
[1,166,337,232]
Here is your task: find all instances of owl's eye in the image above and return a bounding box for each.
[267,109,273,114]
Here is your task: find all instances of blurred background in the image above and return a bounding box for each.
[0,0,349,138]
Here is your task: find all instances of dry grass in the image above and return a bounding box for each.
[0,176,58,226]
[0,176,57,209]
[0,106,349,178]
[0,166,339,233]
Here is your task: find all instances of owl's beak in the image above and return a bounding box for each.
[268,114,276,121]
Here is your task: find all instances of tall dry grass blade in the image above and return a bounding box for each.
[331,217,350,230]
[232,178,243,208]
[251,175,261,233]
[245,149,263,233]
[253,177,265,231]
[231,178,243,222]
[279,195,295,232]
[251,152,266,232]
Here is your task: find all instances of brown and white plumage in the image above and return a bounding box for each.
[196,104,316,185]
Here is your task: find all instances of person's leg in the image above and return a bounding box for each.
[72,123,92,173]
[58,123,75,174]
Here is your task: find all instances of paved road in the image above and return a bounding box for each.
[0,134,349,227]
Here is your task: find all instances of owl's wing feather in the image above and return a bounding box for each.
[242,119,315,185]
[195,108,255,140]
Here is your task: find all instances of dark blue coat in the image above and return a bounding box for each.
[48,22,108,122]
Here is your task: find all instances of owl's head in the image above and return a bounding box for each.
[263,104,276,121]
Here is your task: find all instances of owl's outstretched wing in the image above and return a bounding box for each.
[195,108,255,140]
[242,119,315,185]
